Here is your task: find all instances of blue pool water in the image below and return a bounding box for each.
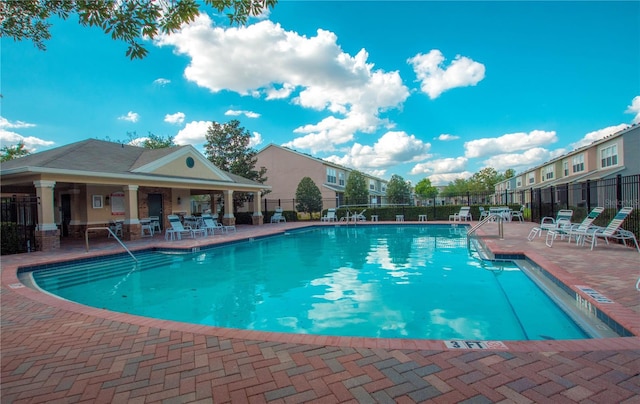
[30,225,589,341]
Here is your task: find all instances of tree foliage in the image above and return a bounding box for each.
[0,142,30,162]
[1,0,278,59]
[385,174,411,204]
[140,133,175,149]
[414,178,438,201]
[441,167,514,196]
[344,170,368,205]
[295,177,323,216]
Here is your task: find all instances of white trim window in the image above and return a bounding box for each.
[600,144,618,168]
[326,168,337,184]
[338,172,345,186]
[369,179,376,191]
[563,161,569,176]
[542,166,554,181]
[572,154,584,173]
[528,172,535,184]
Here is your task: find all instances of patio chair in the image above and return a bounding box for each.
[271,207,286,223]
[321,208,337,222]
[165,214,206,240]
[353,209,367,221]
[478,207,490,220]
[545,207,604,247]
[581,207,639,253]
[449,206,472,222]
[527,209,573,240]
[201,213,223,235]
[108,220,123,238]
[510,206,525,222]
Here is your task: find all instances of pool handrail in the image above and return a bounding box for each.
[85,227,138,262]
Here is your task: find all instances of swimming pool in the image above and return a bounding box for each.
[30,225,590,341]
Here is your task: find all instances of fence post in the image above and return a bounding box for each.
[586,180,591,212]
[616,174,622,209]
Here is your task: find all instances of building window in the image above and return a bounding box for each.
[528,173,535,184]
[326,168,336,184]
[572,154,584,173]
[516,177,522,187]
[542,166,553,181]
[563,161,569,176]
[601,144,618,168]
[338,172,345,186]
[369,179,375,191]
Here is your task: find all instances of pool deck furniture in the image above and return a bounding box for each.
[270,207,286,223]
[166,214,206,240]
[396,214,404,222]
[545,207,604,247]
[449,206,472,222]
[2,221,639,403]
[418,214,427,221]
[580,207,639,253]
[528,209,573,240]
[140,218,154,237]
[320,208,337,222]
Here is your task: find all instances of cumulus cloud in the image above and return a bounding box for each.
[481,148,557,172]
[437,134,459,141]
[410,157,468,175]
[464,130,557,158]
[164,112,185,124]
[174,120,211,145]
[626,96,640,123]
[156,16,409,153]
[428,172,474,186]
[225,109,261,118]
[118,111,139,123]
[323,131,431,173]
[153,78,171,86]
[249,131,263,148]
[408,50,485,99]
[569,124,629,150]
[0,117,54,151]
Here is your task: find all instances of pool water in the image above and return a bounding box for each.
[31,225,589,341]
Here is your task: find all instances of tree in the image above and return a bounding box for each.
[344,170,368,205]
[414,178,438,202]
[295,177,322,217]
[504,168,515,179]
[469,167,502,192]
[386,174,411,204]
[141,133,175,149]
[1,0,277,59]
[204,119,267,209]
[0,142,30,162]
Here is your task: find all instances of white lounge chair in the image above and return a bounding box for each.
[165,214,206,240]
[545,207,604,247]
[510,206,525,222]
[353,209,367,221]
[271,207,286,223]
[528,209,573,240]
[581,207,639,253]
[478,207,490,220]
[449,206,471,222]
[201,213,222,235]
[321,208,337,222]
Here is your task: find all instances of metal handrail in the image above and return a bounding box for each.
[467,213,505,239]
[86,227,138,262]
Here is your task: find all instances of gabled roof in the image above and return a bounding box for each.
[1,139,267,190]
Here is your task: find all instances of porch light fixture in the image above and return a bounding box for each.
[177,197,181,205]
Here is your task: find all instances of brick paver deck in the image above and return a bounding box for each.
[2,221,639,403]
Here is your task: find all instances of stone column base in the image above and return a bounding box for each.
[222,217,236,227]
[251,215,264,225]
[35,228,61,252]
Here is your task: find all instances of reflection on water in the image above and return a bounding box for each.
[33,225,588,341]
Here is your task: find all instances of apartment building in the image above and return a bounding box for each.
[255,144,388,208]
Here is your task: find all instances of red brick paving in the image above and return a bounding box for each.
[2,221,639,403]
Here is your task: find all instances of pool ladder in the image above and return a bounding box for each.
[85,227,138,262]
[467,213,505,240]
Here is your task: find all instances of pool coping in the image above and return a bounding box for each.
[3,222,640,352]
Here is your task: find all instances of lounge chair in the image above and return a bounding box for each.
[271,207,286,223]
[321,208,337,222]
[478,207,490,220]
[510,206,525,222]
[581,207,639,253]
[353,209,367,221]
[165,214,206,240]
[528,209,573,240]
[201,213,223,235]
[449,206,472,222]
[545,207,604,247]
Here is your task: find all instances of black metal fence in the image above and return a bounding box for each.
[1,196,38,255]
[263,174,640,241]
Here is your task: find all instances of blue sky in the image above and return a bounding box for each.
[2,1,639,185]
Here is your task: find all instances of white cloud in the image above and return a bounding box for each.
[626,95,640,123]
[410,157,467,175]
[153,78,171,86]
[437,134,459,141]
[569,124,629,150]
[174,120,211,145]
[481,147,556,172]
[164,112,185,125]
[408,50,485,99]
[249,131,263,148]
[156,16,409,153]
[464,130,557,158]
[225,109,261,118]
[0,117,53,151]
[323,131,431,172]
[118,111,140,123]
[428,172,474,186]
